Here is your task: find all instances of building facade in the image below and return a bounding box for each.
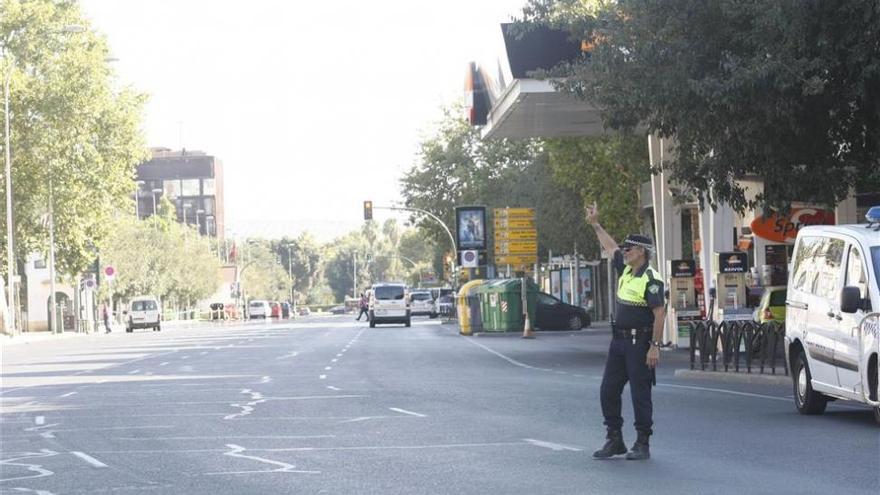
[136,148,225,241]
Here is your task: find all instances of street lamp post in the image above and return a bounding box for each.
[3,24,85,334]
[134,180,144,219]
[150,188,162,217]
[286,243,295,315]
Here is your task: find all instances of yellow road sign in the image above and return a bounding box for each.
[493,208,535,219]
[494,218,536,230]
[494,241,538,255]
[495,254,538,265]
[494,229,537,241]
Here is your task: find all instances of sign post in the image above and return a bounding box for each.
[493,208,538,338]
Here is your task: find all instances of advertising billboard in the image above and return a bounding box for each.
[456,206,487,251]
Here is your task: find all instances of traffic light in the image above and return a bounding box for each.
[363,201,373,220]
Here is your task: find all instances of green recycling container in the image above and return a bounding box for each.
[477,278,538,332]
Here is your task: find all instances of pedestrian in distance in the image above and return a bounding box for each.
[102,304,112,334]
[586,202,666,461]
[356,292,370,322]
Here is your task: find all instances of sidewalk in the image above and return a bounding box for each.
[0,319,218,347]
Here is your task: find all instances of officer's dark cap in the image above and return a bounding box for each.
[622,234,654,250]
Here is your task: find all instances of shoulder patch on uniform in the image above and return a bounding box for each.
[648,284,660,294]
[646,269,657,282]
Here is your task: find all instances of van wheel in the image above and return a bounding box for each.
[369,320,376,328]
[793,349,827,415]
[429,313,438,319]
[874,406,880,425]
[568,316,583,330]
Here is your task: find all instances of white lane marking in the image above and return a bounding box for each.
[24,423,59,433]
[276,351,299,360]
[128,369,141,375]
[523,439,582,452]
[224,389,266,420]
[200,351,208,356]
[326,386,340,391]
[59,392,77,398]
[336,354,343,357]
[34,416,45,426]
[0,449,59,482]
[69,451,108,468]
[181,355,190,360]
[324,366,332,370]
[116,435,334,441]
[319,375,326,380]
[92,442,525,456]
[389,407,427,418]
[259,376,272,384]
[657,383,789,402]
[11,487,57,494]
[331,359,338,363]
[159,362,169,366]
[460,337,554,372]
[203,444,320,476]
[339,416,373,423]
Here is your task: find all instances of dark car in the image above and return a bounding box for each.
[536,292,591,330]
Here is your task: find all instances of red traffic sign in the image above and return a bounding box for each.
[104,265,116,279]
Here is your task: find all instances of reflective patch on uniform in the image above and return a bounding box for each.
[648,284,660,295]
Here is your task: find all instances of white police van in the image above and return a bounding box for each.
[785,206,880,423]
[369,283,411,328]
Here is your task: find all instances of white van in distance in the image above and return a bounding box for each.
[126,296,162,333]
[785,208,880,424]
[369,283,411,328]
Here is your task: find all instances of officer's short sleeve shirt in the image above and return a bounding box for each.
[644,276,665,309]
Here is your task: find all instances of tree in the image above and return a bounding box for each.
[240,241,288,302]
[518,0,880,212]
[270,232,324,298]
[1,0,148,277]
[100,215,220,310]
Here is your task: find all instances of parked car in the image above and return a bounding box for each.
[369,282,411,328]
[269,301,282,318]
[409,290,435,317]
[753,286,786,323]
[784,215,880,424]
[329,305,346,315]
[535,292,591,330]
[209,302,226,320]
[436,294,455,317]
[298,306,311,316]
[126,295,162,332]
[248,300,271,319]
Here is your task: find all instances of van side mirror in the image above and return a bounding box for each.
[840,286,862,314]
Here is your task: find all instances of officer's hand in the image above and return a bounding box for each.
[585,201,599,225]
[646,346,660,368]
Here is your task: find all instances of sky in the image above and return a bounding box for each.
[79,0,525,240]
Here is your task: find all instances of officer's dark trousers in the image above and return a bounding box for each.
[600,334,653,435]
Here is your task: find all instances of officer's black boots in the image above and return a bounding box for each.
[625,432,651,460]
[592,430,627,459]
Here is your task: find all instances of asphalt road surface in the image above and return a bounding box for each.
[2,316,877,494]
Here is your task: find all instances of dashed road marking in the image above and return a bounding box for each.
[324,366,332,371]
[318,375,327,380]
[69,451,108,468]
[204,444,320,476]
[34,416,45,426]
[389,408,426,418]
[326,386,340,391]
[523,439,582,452]
[128,369,141,375]
[59,392,77,398]
[159,362,170,366]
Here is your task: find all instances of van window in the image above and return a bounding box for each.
[132,300,157,311]
[873,247,880,292]
[249,301,264,308]
[375,286,405,300]
[812,237,844,299]
[792,236,821,292]
[845,246,868,300]
[411,293,431,301]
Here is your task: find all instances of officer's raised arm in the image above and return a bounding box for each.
[585,202,619,256]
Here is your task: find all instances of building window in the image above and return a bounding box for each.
[202,197,215,216]
[202,178,215,196]
[164,180,181,199]
[181,179,200,197]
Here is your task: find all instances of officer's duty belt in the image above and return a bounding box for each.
[611,327,652,339]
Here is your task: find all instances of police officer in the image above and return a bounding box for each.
[586,202,665,460]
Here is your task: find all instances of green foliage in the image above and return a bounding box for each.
[270,232,323,299]
[1,0,148,276]
[240,240,289,302]
[400,104,648,261]
[518,0,880,212]
[545,136,649,242]
[99,216,220,308]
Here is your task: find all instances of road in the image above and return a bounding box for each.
[1,316,877,494]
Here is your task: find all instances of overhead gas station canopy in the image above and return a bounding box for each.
[467,24,606,139]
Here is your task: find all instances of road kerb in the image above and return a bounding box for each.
[674,369,790,386]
